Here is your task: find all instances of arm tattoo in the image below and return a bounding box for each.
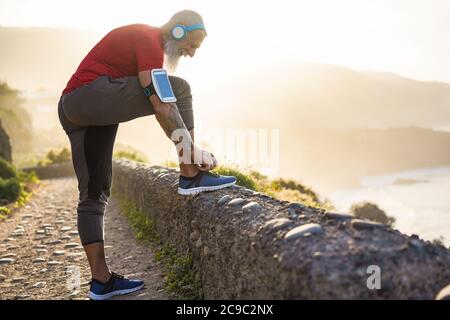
[155,102,195,162]
[155,103,188,138]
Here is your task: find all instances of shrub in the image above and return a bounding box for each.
[162,160,179,168]
[432,236,445,247]
[0,177,22,202]
[15,189,30,207]
[0,158,37,216]
[350,201,395,226]
[38,147,71,166]
[0,157,18,179]
[212,165,329,208]
[0,206,10,220]
[273,189,317,206]
[18,170,39,184]
[213,165,258,191]
[162,161,326,209]
[113,150,149,163]
[0,82,33,153]
[248,170,267,181]
[270,178,320,203]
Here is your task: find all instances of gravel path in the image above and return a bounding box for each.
[0,177,169,300]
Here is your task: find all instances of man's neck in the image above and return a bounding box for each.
[160,25,171,43]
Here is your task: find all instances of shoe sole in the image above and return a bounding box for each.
[88,283,144,300]
[178,180,236,195]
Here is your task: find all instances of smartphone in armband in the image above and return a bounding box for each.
[150,69,177,103]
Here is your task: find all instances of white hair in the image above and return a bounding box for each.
[163,39,181,73]
[163,10,206,30]
[161,10,207,73]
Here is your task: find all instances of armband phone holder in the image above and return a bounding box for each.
[143,69,177,103]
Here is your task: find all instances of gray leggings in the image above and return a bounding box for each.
[58,75,194,245]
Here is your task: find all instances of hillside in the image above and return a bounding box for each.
[1,27,450,131]
[0,26,99,93]
[218,63,450,130]
[1,26,450,191]
[278,126,450,192]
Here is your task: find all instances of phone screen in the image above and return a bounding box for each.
[153,72,176,99]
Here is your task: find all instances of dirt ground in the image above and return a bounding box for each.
[0,177,171,300]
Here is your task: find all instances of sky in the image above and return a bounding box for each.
[2,1,449,245]
[1,0,449,84]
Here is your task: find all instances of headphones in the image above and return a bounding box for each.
[171,23,205,41]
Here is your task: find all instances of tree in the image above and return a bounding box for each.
[350,201,396,227]
[0,82,33,155]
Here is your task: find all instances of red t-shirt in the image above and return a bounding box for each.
[62,24,164,95]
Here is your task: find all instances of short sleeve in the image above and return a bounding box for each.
[133,27,164,72]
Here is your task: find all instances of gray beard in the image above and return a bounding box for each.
[164,40,181,73]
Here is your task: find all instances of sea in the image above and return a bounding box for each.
[328,165,450,246]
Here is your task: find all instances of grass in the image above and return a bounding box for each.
[212,164,333,210]
[112,190,203,299]
[156,161,332,210]
[162,160,179,168]
[159,161,330,208]
[0,206,10,221]
[113,150,149,163]
[213,165,259,191]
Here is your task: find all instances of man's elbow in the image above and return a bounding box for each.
[138,70,151,87]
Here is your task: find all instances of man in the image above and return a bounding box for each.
[58,10,236,300]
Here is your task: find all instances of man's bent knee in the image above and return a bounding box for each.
[169,76,192,100]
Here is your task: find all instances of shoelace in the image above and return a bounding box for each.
[206,171,221,178]
[111,272,125,280]
[89,272,125,284]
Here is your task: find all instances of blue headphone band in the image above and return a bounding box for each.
[184,23,205,32]
[172,23,206,40]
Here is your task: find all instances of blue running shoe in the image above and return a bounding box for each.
[88,272,144,300]
[178,171,237,195]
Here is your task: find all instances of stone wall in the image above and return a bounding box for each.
[112,159,450,299]
[22,161,75,179]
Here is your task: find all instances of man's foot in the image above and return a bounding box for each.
[178,171,237,195]
[88,272,144,300]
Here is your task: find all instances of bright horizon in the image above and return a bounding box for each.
[1,0,450,85]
